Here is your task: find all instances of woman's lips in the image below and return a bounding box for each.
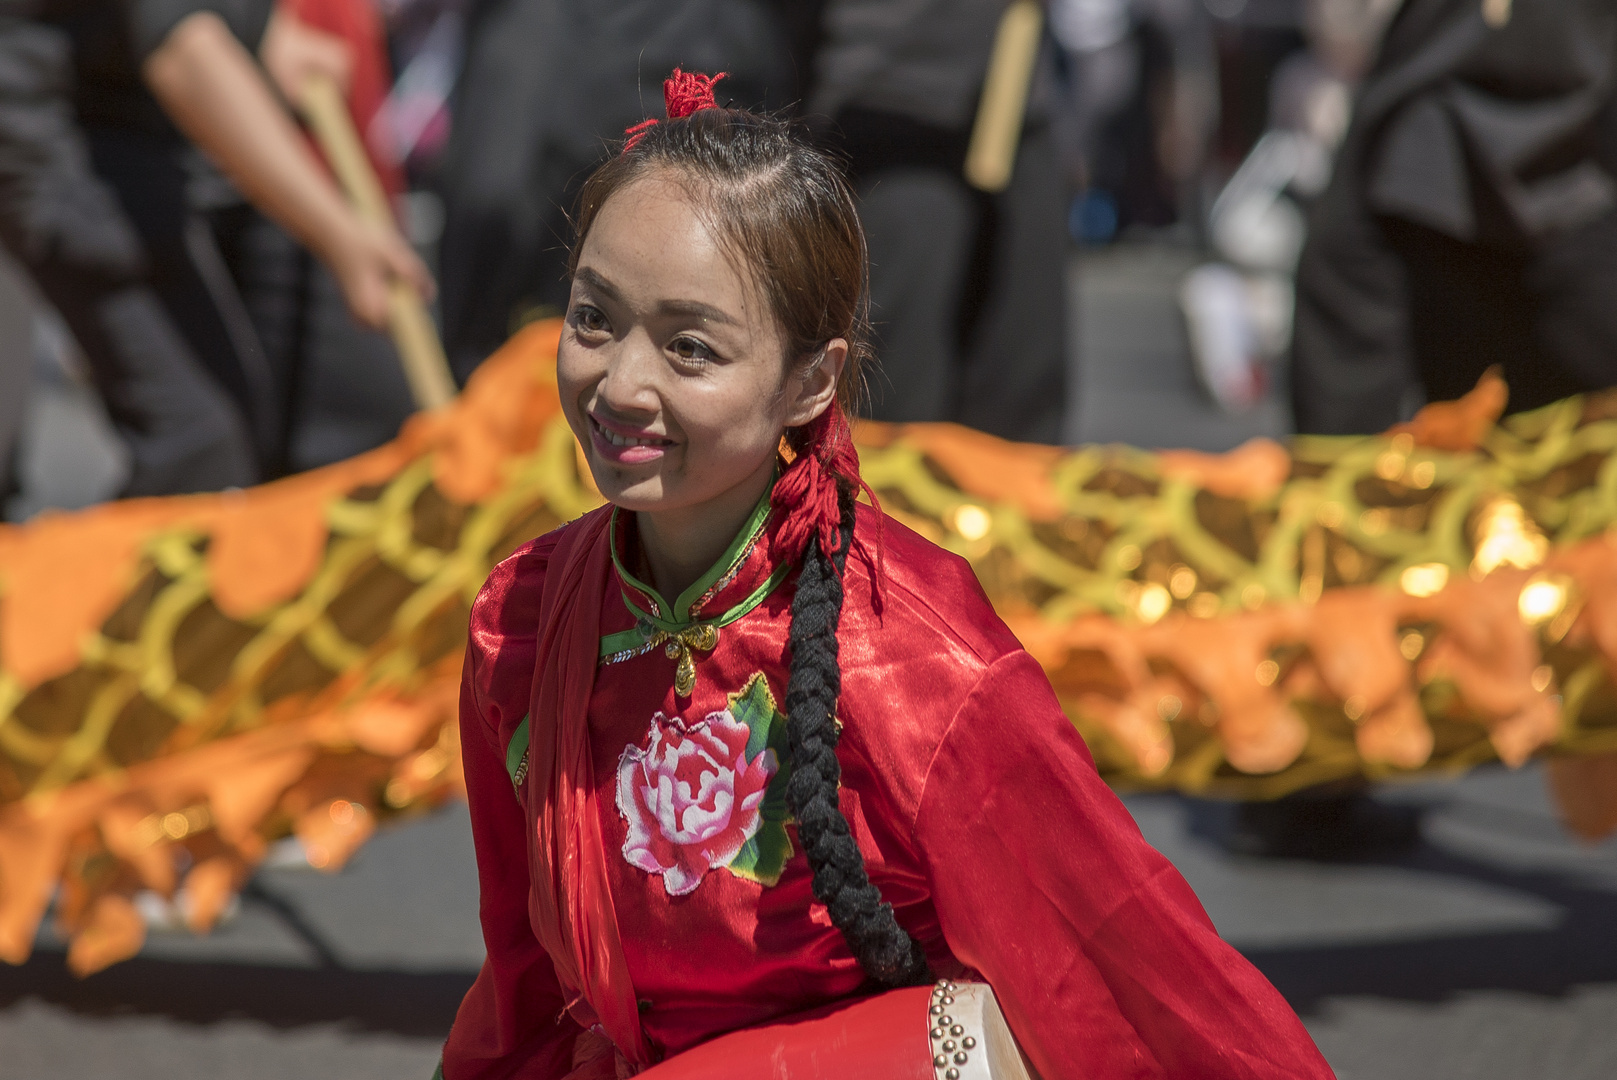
[588,413,674,465]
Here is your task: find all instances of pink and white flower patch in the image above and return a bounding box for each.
[616,707,778,896]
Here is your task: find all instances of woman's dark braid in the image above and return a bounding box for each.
[784,491,931,988]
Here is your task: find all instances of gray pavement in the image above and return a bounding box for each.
[1066,244,1291,452]
[2,807,480,1080]
[5,244,1617,1078]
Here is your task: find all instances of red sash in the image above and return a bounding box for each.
[526,508,651,1067]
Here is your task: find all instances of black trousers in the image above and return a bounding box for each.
[0,18,256,496]
[0,250,27,503]
[1389,213,1617,414]
[217,208,414,475]
[837,109,1069,445]
[1294,172,1617,434]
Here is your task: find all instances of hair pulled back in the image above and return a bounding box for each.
[569,98,928,990]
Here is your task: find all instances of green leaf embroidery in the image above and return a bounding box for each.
[724,673,795,886]
[728,821,794,885]
[731,673,778,762]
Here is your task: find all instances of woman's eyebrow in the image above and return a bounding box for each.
[574,267,622,299]
[658,298,738,326]
[576,267,736,326]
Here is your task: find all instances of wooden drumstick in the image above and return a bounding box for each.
[297,74,457,410]
[964,0,1045,194]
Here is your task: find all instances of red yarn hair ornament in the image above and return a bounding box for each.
[772,404,884,588]
[622,68,728,151]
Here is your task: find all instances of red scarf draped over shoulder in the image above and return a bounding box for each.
[526,507,651,1069]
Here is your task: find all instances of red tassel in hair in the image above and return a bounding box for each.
[772,406,884,590]
[623,68,728,151]
[664,68,726,117]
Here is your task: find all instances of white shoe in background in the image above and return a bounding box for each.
[1180,263,1292,413]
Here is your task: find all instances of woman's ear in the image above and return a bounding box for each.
[783,338,848,427]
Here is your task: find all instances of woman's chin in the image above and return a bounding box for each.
[597,475,742,519]
[592,470,675,512]
[587,449,774,517]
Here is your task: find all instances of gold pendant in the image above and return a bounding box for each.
[664,622,720,698]
[671,643,697,698]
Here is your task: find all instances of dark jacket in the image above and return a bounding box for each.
[1360,0,1617,250]
[1292,0,1617,434]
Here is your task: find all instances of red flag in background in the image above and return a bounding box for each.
[281,0,407,201]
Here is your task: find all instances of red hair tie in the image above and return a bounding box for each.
[772,406,885,590]
[622,68,728,151]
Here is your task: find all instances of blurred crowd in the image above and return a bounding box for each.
[1,0,1615,516]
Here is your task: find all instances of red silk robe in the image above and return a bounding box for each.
[444,491,1334,1079]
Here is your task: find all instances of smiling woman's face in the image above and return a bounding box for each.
[558,173,828,517]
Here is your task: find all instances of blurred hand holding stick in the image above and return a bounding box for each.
[144,12,434,355]
[297,73,457,410]
[964,0,1045,193]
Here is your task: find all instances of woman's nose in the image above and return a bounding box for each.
[596,330,662,413]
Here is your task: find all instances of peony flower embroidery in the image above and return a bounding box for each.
[617,674,794,895]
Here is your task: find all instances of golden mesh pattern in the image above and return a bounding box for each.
[0,426,596,803]
[858,394,1617,798]
[6,328,1617,973]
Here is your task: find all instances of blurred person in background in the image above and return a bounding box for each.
[221,0,425,477]
[1052,0,1218,245]
[810,0,1069,443]
[1178,0,1397,412]
[368,0,464,181]
[1292,0,1617,434]
[434,0,796,383]
[0,0,427,501]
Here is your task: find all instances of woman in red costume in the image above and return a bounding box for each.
[441,71,1333,1080]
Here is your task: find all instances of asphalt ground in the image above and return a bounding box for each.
[5,244,1617,1079]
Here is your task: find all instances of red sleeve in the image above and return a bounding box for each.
[443,538,583,1080]
[915,652,1333,1080]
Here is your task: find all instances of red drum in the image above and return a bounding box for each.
[638,980,1033,1080]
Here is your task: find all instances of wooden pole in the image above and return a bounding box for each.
[964,0,1045,194]
[297,75,457,410]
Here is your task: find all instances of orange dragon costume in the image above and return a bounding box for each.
[3,319,1617,981]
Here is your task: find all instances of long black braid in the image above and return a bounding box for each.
[783,489,931,988]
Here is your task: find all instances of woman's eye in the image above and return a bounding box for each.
[669,337,714,364]
[572,305,608,334]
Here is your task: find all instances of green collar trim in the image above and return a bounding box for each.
[601,476,791,663]
[600,626,652,661]
[609,476,776,628]
[598,559,793,661]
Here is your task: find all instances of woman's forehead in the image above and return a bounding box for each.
[580,175,768,325]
